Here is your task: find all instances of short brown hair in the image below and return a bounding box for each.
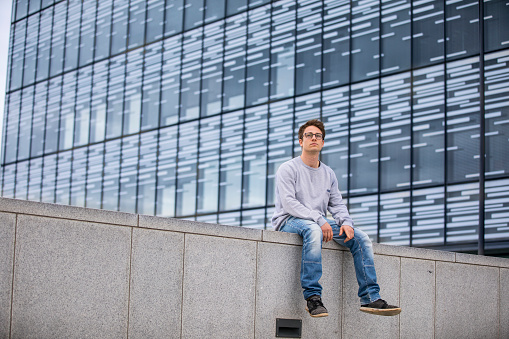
[298,119,325,140]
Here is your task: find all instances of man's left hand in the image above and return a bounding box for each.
[339,225,354,243]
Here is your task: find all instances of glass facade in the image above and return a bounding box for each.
[2,0,509,253]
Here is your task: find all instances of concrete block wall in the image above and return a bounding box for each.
[0,197,508,339]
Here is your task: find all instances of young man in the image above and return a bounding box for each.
[272,119,401,317]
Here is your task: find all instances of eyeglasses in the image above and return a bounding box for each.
[303,132,323,140]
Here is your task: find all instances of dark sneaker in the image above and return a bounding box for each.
[305,295,329,317]
[360,299,401,316]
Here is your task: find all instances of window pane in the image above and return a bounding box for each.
[49,2,66,77]
[379,191,410,246]
[242,105,267,208]
[412,0,444,68]
[180,28,202,121]
[156,126,178,217]
[323,0,350,88]
[446,56,480,183]
[380,72,411,191]
[95,0,113,61]
[197,116,220,213]
[86,144,104,209]
[64,0,81,71]
[55,150,72,205]
[245,4,270,106]
[201,21,224,117]
[185,0,204,30]
[146,0,164,43]
[10,20,25,90]
[70,147,87,207]
[106,55,126,139]
[59,71,77,151]
[138,131,158,215]
[270,0,295,100]
[102,140,121,210]
[44,76,62,154]
[412,186,445,246]
[445,0,479,60]
[79,1,96,66]
[223,13,247,111]
[164,0,184,37]
[349,79,379,194]
[446,182,479,244]
[484,50,509,178]
[23,14,39,86]
[4,91,21,163]
[484,0,509,52]
[322,86,350,193]
[176,121,199,216]
[18,86,34,161]
[2,164,16,198]
[381,0,411,73]
[90,61,108,143]
[349,194,378,242]
[242,208,265,229]
[160,35,181,126]
[111,0,128,55]
[412,64,445,186]
[205,0,225,22]
[15,161,29,200]
[119,135,139,213]
[219,110,243,211]
[123,49,143,135]
[295,0,321,95]
[267,99,293,205]
[28,158,42,201]
[36,8,52,81]
[74,66,93,147]
[128,0,146,49]
[31,81,48,157]
[41,154,57,203]
[351,0,380,81]
[141,42,162,131]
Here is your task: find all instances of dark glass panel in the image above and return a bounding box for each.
[223,13,247,111]
[484,0,509,52]
[245,4,271,106]
[322,0,350,88]
[412,0,444,68]
[59,71,77,151]
[64,0,81,72]
[40,154,57,203]
[44,76,62,154]
[322,86,350,193]
[380,0,411,73]
[270,0,296,100]
[23,14,39,86]
[36,8,52,81]
[10,20,26,90]
[184,0,204,30]
[15,160,29,200]
[349,79,379,195]
[49,2,66,77]
[160,35,181,126]
[138,131,158,215]
[412,186,445,246]
[412,64,445,187]
[18,86,35,161]
[295,0,321,95]
[74,66,93,147]
[70,147,87,207]
[197,116,220,214]
[123,49,143,135]
[180,28,203,121]
[349,194,378,242]
[201,21,224,117]
[176,121,199,216]
[31,81,48,157]
[90,61,109,143]
[156,126,178,217]
[4,91,21,163]
[79,1,96,66]
[106,54,126,139]
[86,144,104,209]
[146,0,164,43]
[128,0,146,49]
[141,42,163,131]
[102,139,121,210]
[164,0,184,37]
[55,150,72,205]
[111,0,129,55]
[95,0,113,61]
[351,0,380,81]
[119,135,140,213]
[379,191,410,246]
[219,110,243,211]
[445,0,479,60]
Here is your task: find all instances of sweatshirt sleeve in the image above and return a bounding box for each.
[327,171,354,227]
[276,164,328,226]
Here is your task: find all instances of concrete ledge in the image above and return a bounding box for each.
[0,197,138,227]
[1,197,508,338]
[139,214,262,241]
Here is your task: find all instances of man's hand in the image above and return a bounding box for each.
[339,225,354,243]
[321,222,333,242]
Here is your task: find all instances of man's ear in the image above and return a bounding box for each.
[299,138,303,147]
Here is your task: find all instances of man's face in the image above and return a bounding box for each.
[299,126,325,153]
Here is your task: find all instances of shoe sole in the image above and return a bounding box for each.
[359,306,401,316]
[305,307,329,317]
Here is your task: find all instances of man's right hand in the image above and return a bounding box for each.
[321,222,333,243]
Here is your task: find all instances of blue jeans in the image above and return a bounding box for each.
[280,216,381,304]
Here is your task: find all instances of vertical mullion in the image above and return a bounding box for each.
[478,0,485,255]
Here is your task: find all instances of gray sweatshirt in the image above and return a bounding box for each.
[271,156,354,231]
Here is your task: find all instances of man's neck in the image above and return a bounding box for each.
[300,152,320,168]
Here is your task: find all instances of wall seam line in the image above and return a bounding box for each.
[180,233,186,339]
[126,226,134,339]
[8,213,18,339]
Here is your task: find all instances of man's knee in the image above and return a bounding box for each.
[354,228,373,246]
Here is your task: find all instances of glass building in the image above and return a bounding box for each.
[2,0,509,254]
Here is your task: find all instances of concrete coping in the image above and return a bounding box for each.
[2,197,508,268]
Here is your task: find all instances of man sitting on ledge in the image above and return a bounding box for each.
[271,119,401,317]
